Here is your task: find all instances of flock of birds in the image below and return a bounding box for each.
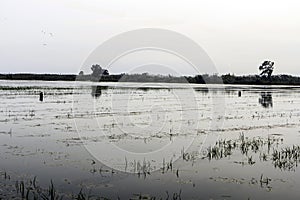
[1,17,54,47]
[41,30,54,46]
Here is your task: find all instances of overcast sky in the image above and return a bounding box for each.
[0,0,300,75]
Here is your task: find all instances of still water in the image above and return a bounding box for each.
[1,80,300,199]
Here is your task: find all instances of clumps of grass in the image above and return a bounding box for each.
[75,189,94,200]
[247,156,255,165]
[15,178,64,200]
[124,157,179,178]
[161,158,176,174]
[1,171,110,200]
[207,144,233,161]
[165,190,182,200]
[203,134,300,171]
[260,174,271,187]
[130,159,152,178]
[131,190,182,200]
[209,174,273,192]
[272,145,300,171]
[1,171,11,180]
[181,148,197,162]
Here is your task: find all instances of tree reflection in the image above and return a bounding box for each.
[91,86,106,98]
[259,92,273,108]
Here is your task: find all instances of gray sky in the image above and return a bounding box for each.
[0,0,300,75]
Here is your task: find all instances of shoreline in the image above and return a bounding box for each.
[1,73,300,85]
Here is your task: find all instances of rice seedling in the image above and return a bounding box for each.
[181,148,197,162]
[13,177,64,200]
[201,134,300,171]
[260,174,271,187]
[272,145,300,171]
[75,189,94,200]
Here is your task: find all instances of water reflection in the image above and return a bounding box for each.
[137,87,150,92]
[194,87,209,94]
[91,86,107,98]
[259,92,273,108]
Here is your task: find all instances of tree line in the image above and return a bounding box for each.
[3,60,300,85]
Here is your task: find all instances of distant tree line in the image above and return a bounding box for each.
[2,73,300,85]
[220,74,300,85]
[0,73,77,81]
[3,61,300,85]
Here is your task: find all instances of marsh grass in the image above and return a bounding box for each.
[14,178,64,200]
[203,134,300,171]
[1,170,184,200]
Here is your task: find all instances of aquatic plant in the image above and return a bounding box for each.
[203,134,300,171]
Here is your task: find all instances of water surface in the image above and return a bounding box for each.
[1,80,300,199]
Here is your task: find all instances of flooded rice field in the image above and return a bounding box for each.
[1,80,300,199]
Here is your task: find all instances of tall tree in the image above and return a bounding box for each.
[91,64,109,77]
[78,71,84,76]
[259,61,274,78]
